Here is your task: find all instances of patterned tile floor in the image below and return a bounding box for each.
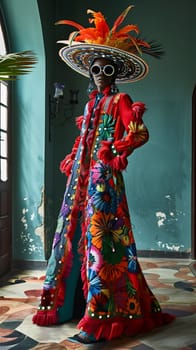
[0,258,196,350]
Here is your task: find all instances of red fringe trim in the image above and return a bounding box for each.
[32,309,59,326]
[81,259,88,299]
[75,115,84,129]
[59,155,73,176]
[33,234,75,326]
[131,102,146,120]
[77,313,175,341]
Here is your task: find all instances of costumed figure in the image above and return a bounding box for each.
[33,5,175,344]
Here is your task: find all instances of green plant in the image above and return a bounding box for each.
[0,50,37,81]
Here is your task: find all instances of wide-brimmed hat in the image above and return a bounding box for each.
[56,6,162,83]
[58,41,149,83]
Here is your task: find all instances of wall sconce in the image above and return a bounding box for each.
[54,82,64,98]
[49,82,65,118]
[49,82,79,141]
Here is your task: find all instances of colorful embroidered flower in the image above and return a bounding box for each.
[120,226,132,246]
[88,181,96,196]
[102,239,126,264]
[126,295,141,316]
[87,246,103,272]
[128,121,148,143]
[88,293,108,313]
[87,196,94,216]
[93,185,117,214]
[127,243,138,273]
[96,183,105,192]
[86,230,92,248]
[98,114,115,140]
[91,162,112,184]
[112,216,124,229]
[87,269,102,302]
[90,212,122,249]
[99,258,127,281]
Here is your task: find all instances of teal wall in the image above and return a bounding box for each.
[37,0,58,259]
[1,0,195,261]
[1,0,46,260]
[53,0,195,254]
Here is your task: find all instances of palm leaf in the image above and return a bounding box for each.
[0,50,37,81]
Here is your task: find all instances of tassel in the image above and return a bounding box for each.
[32,309,59,326]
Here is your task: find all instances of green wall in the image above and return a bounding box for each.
[53,0,195,254]
[122,0,194,252]
[1,0,46,260]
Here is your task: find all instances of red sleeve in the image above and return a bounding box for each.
[117,93,134,132]
[114,93,149,155]
[97,93,149,171]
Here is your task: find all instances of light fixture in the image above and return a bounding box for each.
[51,82,65,116]
[48,82,79,141]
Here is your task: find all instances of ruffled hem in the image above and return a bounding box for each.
[32,309,58,326]
[77,313,175,341]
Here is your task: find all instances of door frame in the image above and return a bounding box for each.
[0,12,12,276]
[192,85,196,259]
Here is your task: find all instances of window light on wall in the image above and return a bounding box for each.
[0,21,8,182]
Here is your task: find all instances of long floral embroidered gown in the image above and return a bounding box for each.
[33,86,175,340]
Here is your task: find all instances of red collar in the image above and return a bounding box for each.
[89,86,111,99]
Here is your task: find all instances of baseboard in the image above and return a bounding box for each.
[12,251,191,271]
[0,254,11,277]
[137,250,191,259]
[12,260,47,270]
